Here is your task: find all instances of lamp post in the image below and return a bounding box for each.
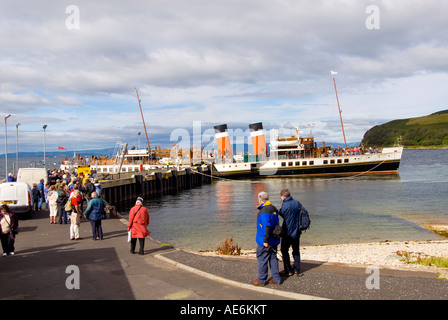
[43,125,47,168]
[16,123,21,176]
[4,114,11,181]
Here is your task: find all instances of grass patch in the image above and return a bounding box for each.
[396,250,448,268]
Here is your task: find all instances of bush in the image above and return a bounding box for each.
[216,237,241,256]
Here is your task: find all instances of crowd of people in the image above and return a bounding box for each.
[33,170,106,241]
[4,167,303,272]
[1,167,151,257]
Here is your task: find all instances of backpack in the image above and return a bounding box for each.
[65,198,73,211]
[272,224,283,239]
[88,183,96,194]
[298,203,310,231]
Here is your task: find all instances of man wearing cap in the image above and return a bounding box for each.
[127,197,151,255]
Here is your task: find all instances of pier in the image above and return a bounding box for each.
[99,165,212,207]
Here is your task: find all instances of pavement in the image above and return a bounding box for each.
[1,209,447,305]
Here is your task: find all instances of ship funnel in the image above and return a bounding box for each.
[214,124,233,157]
[249,122,267,156]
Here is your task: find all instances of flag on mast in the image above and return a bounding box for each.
[58,146,66,150]
[330,70,338,75]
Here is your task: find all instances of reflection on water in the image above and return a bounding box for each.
[119,150,448,251]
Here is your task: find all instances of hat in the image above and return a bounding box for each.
[136,197,144,204]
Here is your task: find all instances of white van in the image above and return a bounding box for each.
[17,168,48,188]
[0,182,34,219]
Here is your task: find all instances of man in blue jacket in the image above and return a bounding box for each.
[279,188,302,276]
[252,191,282,286]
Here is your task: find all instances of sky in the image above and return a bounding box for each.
[1,0,448,154]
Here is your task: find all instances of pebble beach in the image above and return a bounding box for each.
[300,240,448,270]
[220,239,448,274]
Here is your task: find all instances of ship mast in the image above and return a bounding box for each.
[332,75,347,150]
[135,88,151,151]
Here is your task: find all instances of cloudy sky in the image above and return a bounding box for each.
[1,0,447,153]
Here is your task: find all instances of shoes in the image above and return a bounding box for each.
[251,279,265,287]
[280,270,294,277]
[269,279,281,285]
[2,253,7,257]
[9,252,14,256]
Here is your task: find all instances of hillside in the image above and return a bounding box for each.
[361,109,448,148]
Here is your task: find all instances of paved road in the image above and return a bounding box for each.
[1,210,446,308]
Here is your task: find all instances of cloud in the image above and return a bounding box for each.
[0,0,447,152]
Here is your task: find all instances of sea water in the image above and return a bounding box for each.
[118,149,448,251]
[3,151,446,251]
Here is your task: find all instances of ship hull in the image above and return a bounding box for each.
[212,147,403,178]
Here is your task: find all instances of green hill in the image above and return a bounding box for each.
[361,109,448,148]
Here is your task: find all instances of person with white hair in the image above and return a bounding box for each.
[127,197,151,255]
[251,191,282,286]
[83,192,106,240]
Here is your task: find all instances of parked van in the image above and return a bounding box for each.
[17,168,48,188]
[0,182,34,219]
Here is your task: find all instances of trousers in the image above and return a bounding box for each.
[58,207,67,224]
[280,235,301,274]
[256,245,281,284]
[130,238,145,255]
[90,220,103,240]
[0,233,15,254]
[70,212,80,239]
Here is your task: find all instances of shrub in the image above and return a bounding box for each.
[216,237,241,256]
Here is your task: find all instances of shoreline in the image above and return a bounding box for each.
[195,239,448,275]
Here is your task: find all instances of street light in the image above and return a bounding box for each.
[4,114,11,181]
[16,123,21,175]
[43,125,47,167]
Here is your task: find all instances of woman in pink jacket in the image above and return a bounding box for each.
[127,197,150,255]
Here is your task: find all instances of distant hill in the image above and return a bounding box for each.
[361,109,448,148]
[0,147,116,159]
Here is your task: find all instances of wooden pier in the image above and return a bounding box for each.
[100,165,212,206]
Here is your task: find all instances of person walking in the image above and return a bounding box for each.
[31,183,40,212]
[93,179,102,198]
[251,191,282,286]
[47,185,59,224]
[0,205,18,256]
[279,188,302,276]
[83,192,106,240]
[127,197,150,255]
[37,179,44,210]
[69,189,83,240]
[57,189,68,224]
[44,181,51,210]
